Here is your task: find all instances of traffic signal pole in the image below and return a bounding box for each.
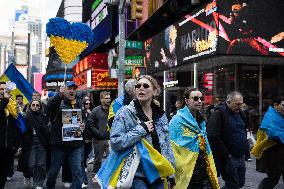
[118,0,126,97]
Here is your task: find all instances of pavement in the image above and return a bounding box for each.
[5,157,284,189]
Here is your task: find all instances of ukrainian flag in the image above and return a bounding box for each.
[0,64,35,132]
[96,139,175,189]
[251,106,284,159]
[169,106,219,189]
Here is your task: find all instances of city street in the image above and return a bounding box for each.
[5,157,284,189]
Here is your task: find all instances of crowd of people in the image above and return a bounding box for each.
[0,77,283,189]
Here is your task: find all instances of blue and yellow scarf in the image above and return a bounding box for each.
[169,106,219,189]
[96,138,175,189]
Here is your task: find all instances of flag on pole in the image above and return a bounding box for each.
[0,64,35,132]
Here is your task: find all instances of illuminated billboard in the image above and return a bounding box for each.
[145,1,218,73]
[145,0,284,74]
[218,0,284,56]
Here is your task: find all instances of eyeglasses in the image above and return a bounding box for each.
[191,96,205,102]
[85,103,90,105]
[31,104,40,107]
[135,83,150,89]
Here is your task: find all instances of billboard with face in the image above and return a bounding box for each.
[145,1,218,74]
[145,0,284,74]
[217,0,284,56]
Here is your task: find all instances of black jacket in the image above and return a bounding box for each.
[82,109,93,141]
[86,105,110,140]
[207,103,248,173]
[18,111,49,173]
[46,94,83,148]
[0,98,21,150]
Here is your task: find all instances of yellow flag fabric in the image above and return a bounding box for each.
[251,130,277,159]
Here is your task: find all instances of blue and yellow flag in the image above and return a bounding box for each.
[96,139,175,189]
[0,64,35,132]
[251,106,284,159]
[169,106,219,189]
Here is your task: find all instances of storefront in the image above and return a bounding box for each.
[144,0,284,122]
[73,52,118,106]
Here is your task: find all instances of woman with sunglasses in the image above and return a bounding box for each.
[103,75,175,189]
[18,100,49,189]
[169,88,219,189]
[81,99,93,188]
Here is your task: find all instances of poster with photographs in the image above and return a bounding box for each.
[62,109,83,141]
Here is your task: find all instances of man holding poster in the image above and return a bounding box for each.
[45,81,84,189]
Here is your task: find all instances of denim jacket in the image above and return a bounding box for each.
[110,100,175,178]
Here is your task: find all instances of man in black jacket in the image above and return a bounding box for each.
[45,81,84,189]
[207,91,248,189]
[86,91,111,174]
[0,81,21,189]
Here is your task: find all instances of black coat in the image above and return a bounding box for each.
[18,111,49,173]
[0,98,21,150]
[46,94,83,148]
[256,143,284,173]
[207,103,248,175]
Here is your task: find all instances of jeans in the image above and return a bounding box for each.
[0,148,14,189]
[82,142,92,168]
[130,177,164,189]
[29,136,46,187]
[93,140,109,173]
[258,172,284,189]
[221,155,246,189]
[62,160,72,183]
[46,146,83,189]
[81,144,90,184]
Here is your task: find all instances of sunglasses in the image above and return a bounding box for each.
[31,104,40,107]
[191,96,205,102]
[135,83,150,89]
[85,103,90,105]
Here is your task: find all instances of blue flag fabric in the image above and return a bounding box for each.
[0,64,35,133]
[260,106,284,143]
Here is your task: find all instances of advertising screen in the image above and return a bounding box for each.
[145,1,218,74]
[217,0,284,56]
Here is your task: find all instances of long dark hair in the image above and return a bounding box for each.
[26,100,44,115]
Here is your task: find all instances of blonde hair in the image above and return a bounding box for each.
[137,75,161,97]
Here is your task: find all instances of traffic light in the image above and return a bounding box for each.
[131,0,143,20]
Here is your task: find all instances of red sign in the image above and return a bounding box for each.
[73,53,108,75]
[92,69,118,89]
[73,71,88,90]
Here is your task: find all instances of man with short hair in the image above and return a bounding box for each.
[169,88,219,189]
[86,91,111,174]
[0,81,20,189]
[207,91,248,189]
[46,81,84,189]
[107,79,137,128]
[16,94,24,112]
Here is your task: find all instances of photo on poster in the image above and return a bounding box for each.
[62,109,82,124]
[62,109,83,141]
[62,124,83,141]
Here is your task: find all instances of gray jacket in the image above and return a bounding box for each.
[86,105,109,140]
[110,100,175,178]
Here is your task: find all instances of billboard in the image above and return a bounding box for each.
[145,0,284,74]
[218,0,284,56]
[15,9,28,22]
[145,1,218,73]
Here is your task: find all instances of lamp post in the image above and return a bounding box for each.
[117,0,126,97]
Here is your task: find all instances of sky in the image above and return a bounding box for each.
[0,0,62,35]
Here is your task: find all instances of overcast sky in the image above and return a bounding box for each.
[0,0,62,35]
